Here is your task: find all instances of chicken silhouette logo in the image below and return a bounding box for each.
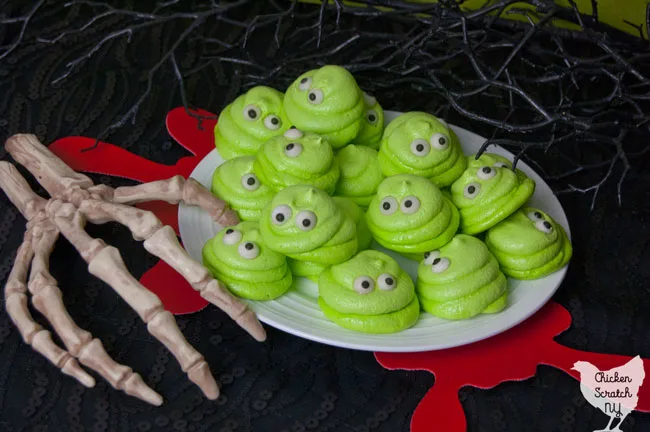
[572,356,645,431]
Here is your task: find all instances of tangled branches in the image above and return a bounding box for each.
[1,0,649,209]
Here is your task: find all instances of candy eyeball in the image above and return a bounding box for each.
[222,229,242,245]
[410,139,430,156]
[431,256,450,273]
[243,104,261,121]
[308,89,324,104]
[238,241,260,259]
[423,250,440,265]
[284,128,303,139]
[298,76,312,91]
[430,133,449,150]
[535,220,553,234]
[272,205,292,225]
[296,210,317,231]
[353,276,374,294]
[264,114,282,130]
[527,210,544,222]
[464,183,481,199]
[380,196,398,215]
[477,166,497,180]
[366,109,379,125]
[377,273,396,291]
[284,142,303,157]
[400,196,420,214]
[241,173,260,191]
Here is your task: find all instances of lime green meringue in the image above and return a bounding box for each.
[318,250,420,333]
[332,197,373,252]
[259,185,358,281]
[214,86,289,159]
[202,221,292,300]
[451,153,535,235]
[210,156,274,221]
[284,65,365,149]
[334,145,384,208]
[353,93,384,149]
[485,208,572,279]
[416,234,508,320]
[366,174,459,258]
[254,129,340,194]
[378,112,466,187]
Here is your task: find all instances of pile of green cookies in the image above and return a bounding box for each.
[202,65,573,334]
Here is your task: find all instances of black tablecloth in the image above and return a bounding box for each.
[1,2,649,431]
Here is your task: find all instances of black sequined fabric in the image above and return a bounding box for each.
[1,1,649,431]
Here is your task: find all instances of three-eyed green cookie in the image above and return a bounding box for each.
[318,250,420,333]
[259,185,358,281]
[450,153,535,235]
[366,174,459,259]
[485,208,572,279]
[378,112,466,187]
[416,234,508,320]
[334,144,384,208]
[284,65,365,149]
[214,86,289,159]
[210,156,274,221]
[202,221,292,300]
[353,93,384,149]
[254,128,340,194]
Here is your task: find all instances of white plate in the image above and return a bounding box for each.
[179,111,571,352]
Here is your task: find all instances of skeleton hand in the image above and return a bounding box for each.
[0,134,266,405]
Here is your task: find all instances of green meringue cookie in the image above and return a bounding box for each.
[451,153,535,235]
[214,86,289,159]
[254,128,340,194]
[416,234,508,320]
[366,174,459,258]
[485,208,572,279]
[378,112,467,187]
[353,92,384,149]
[284,65,365,149]
[210,156,274,221]
[332,197,373,252]
[334,145,384,208]
[259,185,358,281]
[318,250,420,333]
[202,221,292,300]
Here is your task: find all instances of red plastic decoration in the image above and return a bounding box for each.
[376,302,650,430]
[48,107,218,314]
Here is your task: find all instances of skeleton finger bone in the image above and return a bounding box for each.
[77,199,266,341]
[4,233,95,388]
[27,222,162,405]
[111,175,239,227]
[51,204,220,400]
[0,162,48,219]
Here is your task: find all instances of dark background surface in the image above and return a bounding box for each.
[1,1,650,431]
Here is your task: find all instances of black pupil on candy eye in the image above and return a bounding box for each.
[308,93,316,101]
[247,177,255,185]
[361,280,370,289]
[416,144,424,152]
[301,78,308,84]
[467,185,476,194]
[244,243,254,250]
[368,114,376,122]
[404,200,412,208]
[382,202,391,210]
[248,109,257,119]
[385,277,394,285]
[286,143,294,150]
[534,212,542,219]
[439,137,446,145]
[290,125,296,129]
[276,214,285,222]
[424,252,430,259]
[432,258,441,265]
[226,229,233,234]
[271,117,279,125]
[543,221,552,230]
[482,167,491,174]
[302,219,311,227]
